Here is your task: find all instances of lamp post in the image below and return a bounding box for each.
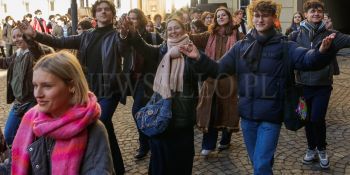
[71,0,78,35]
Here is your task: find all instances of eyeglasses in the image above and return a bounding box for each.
[253,13,272,19]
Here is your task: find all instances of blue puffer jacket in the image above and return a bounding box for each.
[195,32,333,123]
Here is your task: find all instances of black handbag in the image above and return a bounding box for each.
[135,93,172,137]
[282,40,308,131]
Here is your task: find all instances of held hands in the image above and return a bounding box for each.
[118,15,135,38]
[17,20,36,38]
[179,43,200,61]
[319,33,336,53]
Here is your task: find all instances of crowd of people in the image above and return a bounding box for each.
[0,0,349,174]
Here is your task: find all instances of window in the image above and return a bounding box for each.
[3,4,7,13]
[115,0,120,8]
[25,2,29,12]
[239,0,250,19]
[240,0,250,9]
[50,1,55,11]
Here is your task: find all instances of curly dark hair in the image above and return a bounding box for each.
[78,20,93,30]
[191,20,207,33]
[91,0,116,18]
[153,14,162,22]
[34,9,42,15]
[128,8,148,29]
[252,0,277,16]
[5,16,13,23]
[209,7,238,35]
[303,0,324,12]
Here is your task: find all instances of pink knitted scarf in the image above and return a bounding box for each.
[205,29,237,59]
[11,92,101,175]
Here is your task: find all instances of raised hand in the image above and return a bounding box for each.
[118,15,134,38]
[17,20,36,38]
[179,43,200,61]
[319,33,336,53]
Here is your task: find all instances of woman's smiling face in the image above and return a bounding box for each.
[166,20,186,40]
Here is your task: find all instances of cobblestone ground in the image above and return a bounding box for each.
[1,56,350,174]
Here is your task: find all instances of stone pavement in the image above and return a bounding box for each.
[1,56,350,174]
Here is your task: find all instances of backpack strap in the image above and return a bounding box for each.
[282,39,295,88]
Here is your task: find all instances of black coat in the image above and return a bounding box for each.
[130,34,199,131]
[34,28,130,103]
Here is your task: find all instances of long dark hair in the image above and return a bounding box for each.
[128,8,148,30]
[285,11,304,35]
[290,11,304,27]
[209,7,238,35]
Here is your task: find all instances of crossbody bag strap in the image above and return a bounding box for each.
[282,39,295,88]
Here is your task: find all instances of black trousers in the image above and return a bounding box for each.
[149,128,194,175]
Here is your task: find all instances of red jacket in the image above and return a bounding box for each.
[31,17,48,33]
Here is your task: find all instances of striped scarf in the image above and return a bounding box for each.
[300,20,326,41]
[11,92,101,175]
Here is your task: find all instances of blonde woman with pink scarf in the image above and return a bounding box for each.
[11,51,114,174]
[122,18,201,175]
[190,7,243,156]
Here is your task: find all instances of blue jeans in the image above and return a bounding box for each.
[132,81,150,152]
[98,94,125,174]
[4,103,34,146]
[241,119,281,175]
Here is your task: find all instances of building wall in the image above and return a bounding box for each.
[0,0,71,21]
[208,0,238,13]
[277,0,299,34]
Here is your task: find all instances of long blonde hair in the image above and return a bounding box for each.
[33,51,89,105]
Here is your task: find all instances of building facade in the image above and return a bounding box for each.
[0,0,347,34]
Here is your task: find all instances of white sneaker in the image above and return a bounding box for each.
[200,149,212,156]
[302,149,317,164]
[318,150,330,169]
[217,144,230,151]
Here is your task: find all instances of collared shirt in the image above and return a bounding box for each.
[11,48,30,102]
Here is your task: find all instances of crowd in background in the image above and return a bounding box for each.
[0,0,347,174]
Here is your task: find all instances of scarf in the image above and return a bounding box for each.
[12,92,101,175]
[153,34,191,98]
[242,28,281,72]
[205,29,238,59]
[300,20,326,41]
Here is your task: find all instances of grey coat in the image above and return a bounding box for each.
[289,28,350,86]
[27,120,115,174]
